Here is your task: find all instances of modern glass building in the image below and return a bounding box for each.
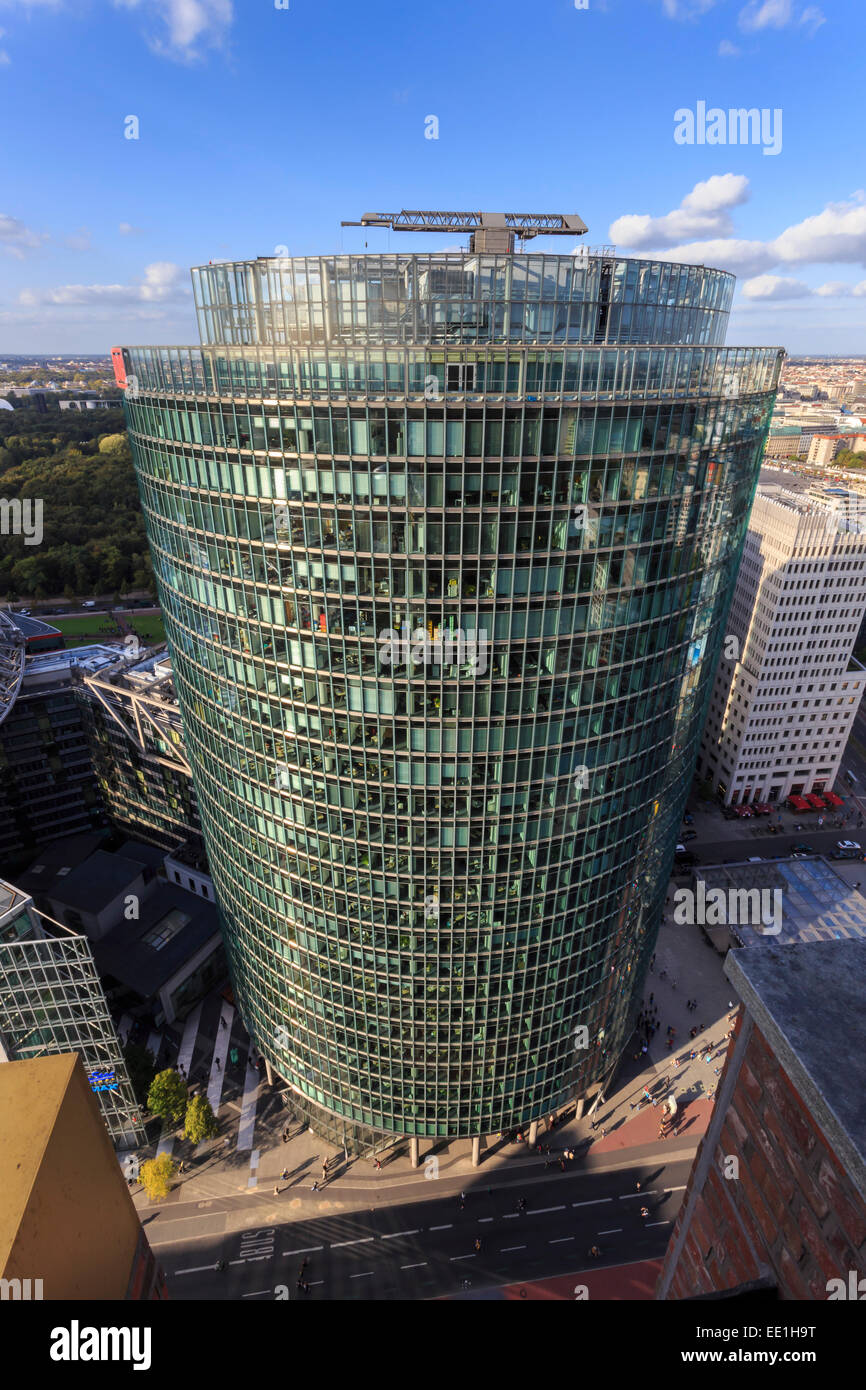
[117,222,782,1149]
[0,878,145,1147]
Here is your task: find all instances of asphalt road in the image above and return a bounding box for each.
[153,1155,691,1301]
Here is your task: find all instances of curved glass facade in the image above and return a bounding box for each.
[121,250,782,1143]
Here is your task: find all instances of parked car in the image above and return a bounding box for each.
[753,803,772,816]
[837,841,861,851]
[682,830,698,841]
[735,806,753,818]
[792,843,814,854]
[82,600,96,608]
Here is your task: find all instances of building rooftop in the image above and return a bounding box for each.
[21,643,120,686]
[93,882,220,996]
[6,613,62,641]
[725,939,866,1202]
[0,1054,79,1272]
[689,857,866,949]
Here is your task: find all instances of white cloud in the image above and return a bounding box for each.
[112,0,234,61]
[772,195,866,266]
[738,0,825,34]
[738,0,793,30]
[814,280,866,298]
[613,189,866,280]
[661,0,719,18]
[609,174,749,250]
[799,6,826,36]
[119,221,143,236]
[741,274,811,299]
[0,213,47,258]
[718,39,741,55]
[18,261,189,307]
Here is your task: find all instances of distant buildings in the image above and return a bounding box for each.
[807,433,866,466]
[699,488,866,805]
[658,939,866,1301]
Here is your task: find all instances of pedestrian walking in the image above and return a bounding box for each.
[281,1168,288,1181]
[474,1238,481,1251]
[311,1180,319,1193]
[274,1185,280,1196]
[375,1158,382,1171]
[517,1197,527,1213]
[215,1057,220,1070]
[635,1180,641,1191]
[220,1017,227,1029]
[640,1206,649,1220]
[600,1127,606,1139]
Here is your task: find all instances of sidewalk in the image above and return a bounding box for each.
[130,919,734,1216]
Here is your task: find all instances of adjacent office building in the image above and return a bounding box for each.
[658,940,866,1301]
[0,1054,164,1299]
[78,646,201,850]
[117,212,782,1148]
[0,875,145,1146]
[699,489,866,805]
[0,645,117,873]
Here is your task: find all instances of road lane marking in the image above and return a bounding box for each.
[381,1229,419,1239]
[350,1271,374,1279]
[331,1236,375,1248]
[572,1198,612,1207]
[450,1254,476,1261]
[242,1290,272,1298]
[400,1262,428,1270]
[430,1224,452,1231]
[529,1205,565,1215]
[598,1228,622,1234]
[501,1245,526,1252]
[175,1264,222,1276]
[282,1246,323,1256]
[549,1236,574,1243]
[648,1220,671,1227]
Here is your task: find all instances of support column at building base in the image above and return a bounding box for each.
[264,1059,274,1087]
[575,1097,585,1120]
[471,1136,481,1167]
[528,1119,538,1147]
[409,1136,420,1169]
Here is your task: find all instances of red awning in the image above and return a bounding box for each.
[823,792,844,806]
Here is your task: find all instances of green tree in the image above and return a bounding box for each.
[146,1068,188,1124]
[183,1094,219,1145]
[97,433,128,456]
[139,1153,177,1201]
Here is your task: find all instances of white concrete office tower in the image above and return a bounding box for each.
[700,488,866,806]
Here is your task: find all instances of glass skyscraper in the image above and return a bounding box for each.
[117,233,781,1148]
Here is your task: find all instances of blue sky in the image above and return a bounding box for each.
[0,0,863,354]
